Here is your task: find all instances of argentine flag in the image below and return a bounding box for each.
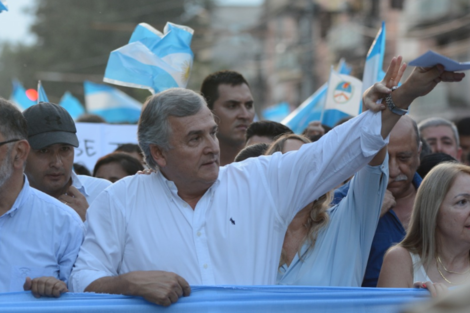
[362,22,386,96]
[0,0,8,12]
[60,92,85,120]
[322,68,362,127]
[37,81,49,103]
[9,80,35,111]
[84,81,142,124]
[104,22,194,94]
[281,60,351,133]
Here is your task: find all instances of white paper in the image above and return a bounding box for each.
[74,123,138,172]
[408,50,470,71]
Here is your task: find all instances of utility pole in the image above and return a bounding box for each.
[300,0,315,101]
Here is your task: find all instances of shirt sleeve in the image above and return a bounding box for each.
[57,215,84,287]
[69,185,127,292]
[264,110,389,224]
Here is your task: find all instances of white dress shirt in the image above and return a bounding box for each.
[70,110,389,292]
[71,172,111,205]
[0,177,84,292]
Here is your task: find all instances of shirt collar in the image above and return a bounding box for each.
[157,170,220,197]
[70,171,89,198]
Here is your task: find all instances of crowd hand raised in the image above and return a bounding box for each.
[303,121,325,138]
[363,56,407,112]
[402,64,465,100]
[414,281,448,298]
[23,276,68,298]
[380,189,396,218]
[58,185,88,222]
[122,271,191,306]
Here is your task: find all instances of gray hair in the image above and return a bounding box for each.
[138,88,205,170]
[0,98,28,141]
[418,117,460,147]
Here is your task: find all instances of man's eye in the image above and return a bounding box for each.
[38,149,48,154]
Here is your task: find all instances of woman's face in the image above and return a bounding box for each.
[282,139,306,153]
[437,173,470,244]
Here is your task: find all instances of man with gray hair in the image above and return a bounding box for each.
[418,117,462,160]
[0,99,83,297]
[70,61,465,306]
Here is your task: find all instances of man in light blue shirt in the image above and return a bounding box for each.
[0,99,84,296]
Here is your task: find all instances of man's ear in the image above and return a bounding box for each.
[150,144,167,168]
[12,140,30,169]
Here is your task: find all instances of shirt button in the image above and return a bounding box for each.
[197,231,201,237]
[203,264,208,269]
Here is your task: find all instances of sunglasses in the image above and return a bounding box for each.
[0,139,21,147]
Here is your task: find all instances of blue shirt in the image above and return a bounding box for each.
[332,172,422,287]
[0,177,84,292]
[277,155,389,286]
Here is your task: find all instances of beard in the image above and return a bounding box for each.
[0,148,13,188]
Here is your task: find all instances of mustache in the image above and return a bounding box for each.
[392,174,408,182]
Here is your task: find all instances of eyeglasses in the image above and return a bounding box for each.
[0,139,21,147]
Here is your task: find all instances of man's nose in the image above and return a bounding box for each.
[49,153,63,167]
[237,105,251,119]
[388,157,400,178]
[435,141,443,153]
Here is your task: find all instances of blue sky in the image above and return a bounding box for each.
[0,0,263,44]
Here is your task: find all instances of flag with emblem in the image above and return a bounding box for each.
[84,81,142,123]
[281,59,351,133]
[9,80,35,110]
[0,0,8,12]
[104,22,194,94]
[322,68,362,127]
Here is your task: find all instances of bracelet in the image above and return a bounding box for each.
[385,86,408,116]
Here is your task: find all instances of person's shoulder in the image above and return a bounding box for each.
[384,245,412,263]
[77,174,112,188]
[28,187,83,225]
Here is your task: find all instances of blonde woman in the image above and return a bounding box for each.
[378,163,470,297]
[269,133,389,286]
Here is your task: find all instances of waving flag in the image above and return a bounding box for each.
[104,22,194,94]
[60,92,85,120]
[322,68,362,127]
[281,60,351,133]
[363,22,386,95]
[0,0,8,12]
[37,81,49,103]
[262,102,290,122]
[9,80,35,110]
[84,81,142,123]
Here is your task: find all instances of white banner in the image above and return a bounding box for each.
[74,123,139,172]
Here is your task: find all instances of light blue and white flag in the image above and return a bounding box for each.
[104,22,194,94]
[262,102,290,122]
[9,80,35,111]
[362,22,386,95]
[281,60,351,133]
[37,81,49,103]
[60,92,85,120]
[322,68,362,127]
[84,81,142,123]
[0,0,8,12]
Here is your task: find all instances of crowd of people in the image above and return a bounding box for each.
[0,55,470,306]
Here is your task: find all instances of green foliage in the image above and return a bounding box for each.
[0,0,214,104]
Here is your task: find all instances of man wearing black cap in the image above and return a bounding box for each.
[23,102,111,221]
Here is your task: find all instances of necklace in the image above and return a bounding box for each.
[437,256,470,274]
[436,262,452,284]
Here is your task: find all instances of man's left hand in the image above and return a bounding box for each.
[58,185,88,221]
[23,276,68,298]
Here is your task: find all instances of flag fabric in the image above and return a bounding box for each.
[104,22,194,94]
[0,0,8,12]
[262,102,290,122]
[281,60,351,133]
[84,81,142,123]
[37,81,49,103]
[322,68,363,127]
[362,22,386,96]
[60,92,85,120]
[9,80,35,111]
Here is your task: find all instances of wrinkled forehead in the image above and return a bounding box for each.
[422,125,456,140]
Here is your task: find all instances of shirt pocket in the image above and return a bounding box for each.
[9,265,60,292]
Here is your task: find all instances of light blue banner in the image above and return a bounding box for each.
[0,286,428,313]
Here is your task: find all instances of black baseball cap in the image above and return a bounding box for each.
[23,102,79,150]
